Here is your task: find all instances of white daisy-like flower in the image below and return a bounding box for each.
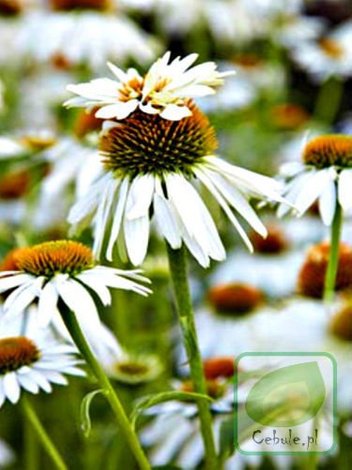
[68,102,285,268]
[291,20,352,82]
[277,134,352,225]
[0,309,84,407]
[64,51,234,121]
[15,5,159,72]
[140,374,234,468]
[0,240,151,340]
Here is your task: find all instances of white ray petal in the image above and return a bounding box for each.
[76,272,111,306]
[165,174,225,261]
[92,176,120,259]
[38,280,58,328]
[159,105,192,120]
[106,178,130,261]
[3,373,20,403]
[17,374,40,394]
[153,179,182,249]
[125,174,155,220]
[203,168,267,237]
[338,169,352,212]
[56,278,102,333]
[319,170,337,226]
[0,273,34,293]
[194,169,253,252]
[4,278,44,316]
[294,169,332,215]
[95,100,139,119]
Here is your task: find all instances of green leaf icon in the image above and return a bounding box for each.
[245,362,326,427]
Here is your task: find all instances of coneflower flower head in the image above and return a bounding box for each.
[69,101,284,267]
[0,241,151,337]
[278,134,352,225]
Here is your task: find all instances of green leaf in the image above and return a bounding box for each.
[131,391,213,430]
[80,389,104,437]
[245,361,326,427]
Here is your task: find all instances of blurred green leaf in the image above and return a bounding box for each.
[80,389,104,438]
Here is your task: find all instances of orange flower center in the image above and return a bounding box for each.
[203,357,235,380]
[298,242,352,298]
[0,337,40,375]
[100,101,217,178]
[15,240,94,277]
[319,38,344,59]
[302,135,352,168]
[208,283,263,315]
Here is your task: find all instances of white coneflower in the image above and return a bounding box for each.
[15,0,159,71]
[64,51,234,121]
[0,313,83,407]
[103,351,163,385]
[278,134,352,225]
[291,20,352,82]
[68,102,284,267]
[139,373,234,468]
[0,240,151,337]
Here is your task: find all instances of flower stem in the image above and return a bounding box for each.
[314,76,343,125]
[21,397,67,470]
[324,201,343,302]
[59,303,151,470]
[166,244,218,470]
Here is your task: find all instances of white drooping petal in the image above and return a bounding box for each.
[153,179,182,249]
[0,273,34,294]
[37,280,59,328]
[17,373,40,394]
[202,168,267,237]
[124,214,150,266]
[76,271,111,306]
[125,174,155,220]
[3,373,20,404]
[92,176,120,258]
[165,173,226,263]
[294,169,332,215]
[122,175,154,266]
[203,156,284,201]
[277,170,312,218]
[55,277,102,333]
[106,178,130,261]
[194,169,253,252]
[319,169,337,226]
[4,278,44,316]
[338,169,352,212]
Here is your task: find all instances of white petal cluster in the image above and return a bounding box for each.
[291,20,352,82]
[0,313,84,407]
[0,266,151,342]
[69,156,284,268]
[16,11,159,71]
[65,51,234,121]
[278,162,352,225]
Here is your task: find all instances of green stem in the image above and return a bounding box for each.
[21,397,67,470]
[324,201,343,302]
[313,76,343,125]
[24,412,39,470]
[166,244,218,470]
[59,303,151,470]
